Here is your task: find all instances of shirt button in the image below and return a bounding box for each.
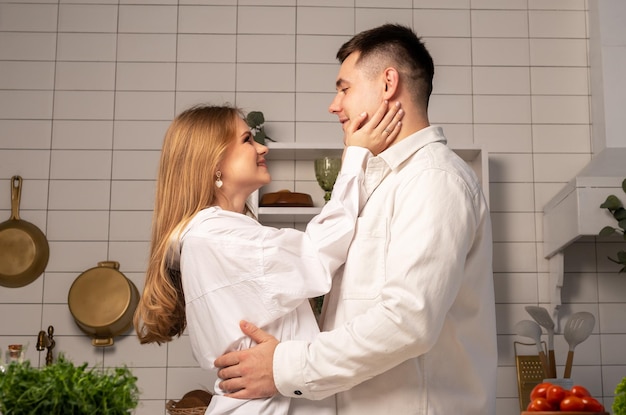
[294,390,302,396]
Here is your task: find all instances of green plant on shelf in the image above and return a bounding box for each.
[246,111,276,146]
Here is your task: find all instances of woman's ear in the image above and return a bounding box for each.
[382,67,399,100]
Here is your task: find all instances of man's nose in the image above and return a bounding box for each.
[328,94,341,114]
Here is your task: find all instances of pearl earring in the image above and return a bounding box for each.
[215,171,223,188]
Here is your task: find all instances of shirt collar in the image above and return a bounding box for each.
[377,125,447,171]
[363,126,446,197]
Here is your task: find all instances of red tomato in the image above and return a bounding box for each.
[560,395,586,411]
[581,396,605,412]
[527,397,556,411]
[571,384,591,397]
[546,384,567,405]
[530,382,552,400]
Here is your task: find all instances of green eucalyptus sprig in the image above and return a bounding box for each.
[245,111,276,145]
[0,355,138,415]
[599,178,626,272]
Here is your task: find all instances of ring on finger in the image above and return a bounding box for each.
[383,128,391,134]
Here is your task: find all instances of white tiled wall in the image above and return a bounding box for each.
[1,1,624,414]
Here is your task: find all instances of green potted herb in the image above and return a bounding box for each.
[0,355,138,415]
[599,178,626,272]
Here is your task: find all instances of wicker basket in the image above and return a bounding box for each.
[165,399,208,415]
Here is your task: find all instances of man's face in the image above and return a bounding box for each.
[328,51,384,132]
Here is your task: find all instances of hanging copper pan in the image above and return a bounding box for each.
[68,261,139,347]
[0,176,50,288]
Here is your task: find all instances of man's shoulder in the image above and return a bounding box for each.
[401,142,482,193]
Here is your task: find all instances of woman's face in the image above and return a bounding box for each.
[219,117,270,197]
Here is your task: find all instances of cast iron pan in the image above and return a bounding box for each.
[0,176,50,288]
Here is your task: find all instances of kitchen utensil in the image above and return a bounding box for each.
[514,319,549,378]
[68,261,139,347]
[563,311,595,378]
[0,176,49,288]
[514,341,547,411]
[525,305,557,378]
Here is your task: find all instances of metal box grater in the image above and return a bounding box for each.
[514,341,547,411]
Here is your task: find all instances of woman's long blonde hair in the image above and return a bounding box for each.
[134,104,242,344]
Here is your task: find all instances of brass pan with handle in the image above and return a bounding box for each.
[0,176,50,288]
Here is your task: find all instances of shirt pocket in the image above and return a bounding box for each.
[341,215,387,300]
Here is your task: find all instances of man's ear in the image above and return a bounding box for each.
[382,67,399,99]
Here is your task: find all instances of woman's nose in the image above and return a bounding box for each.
[255,141,268,155]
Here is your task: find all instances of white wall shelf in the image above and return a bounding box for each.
[258,206,321,222]
[264,142,344,160]
[256,143,488,224]
[542,148,626,327]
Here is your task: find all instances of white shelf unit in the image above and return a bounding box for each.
[255,142,488,223]
[263,141,344,160]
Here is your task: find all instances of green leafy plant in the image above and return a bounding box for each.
[614,376,626,415]
[599,178,626,272]
[245,111,276,145]
[0,355,138,415]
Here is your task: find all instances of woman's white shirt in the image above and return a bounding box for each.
[175,146,371,415]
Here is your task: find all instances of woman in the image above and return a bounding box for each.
[134,103,402,414]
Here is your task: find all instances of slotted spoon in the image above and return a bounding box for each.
[514,319,549,379]
[525,305,557,378]
[563,311,595,378]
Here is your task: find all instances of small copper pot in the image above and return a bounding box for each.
[68,261,139,347]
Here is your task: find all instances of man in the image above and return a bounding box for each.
[215,24,497,414]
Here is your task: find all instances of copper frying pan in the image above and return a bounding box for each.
[0,176,50,288]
